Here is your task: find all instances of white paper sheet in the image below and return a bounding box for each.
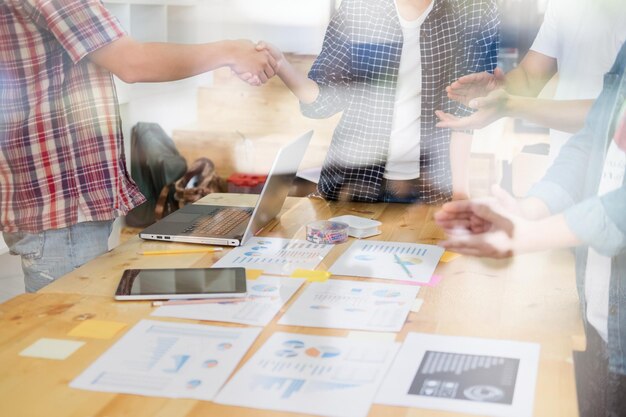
[329,240,444,283]
[70,320,261,400]
[376,333,540,417]
[152,276,305,326]
[212,237,334,275]
[215,332,400,417]
[278,280,419,332]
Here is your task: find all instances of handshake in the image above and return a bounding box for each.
[227,39,284,86]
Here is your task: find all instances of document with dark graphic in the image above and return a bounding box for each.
[376,333,540,417]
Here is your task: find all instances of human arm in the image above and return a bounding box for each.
[434,199,581,258]
[297,1,353,119]
[435,182,626,259]
[88,36,277,84]
[254,42,320,104]
[436,89,593,133]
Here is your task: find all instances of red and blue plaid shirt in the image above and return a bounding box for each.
[0,0,145,233]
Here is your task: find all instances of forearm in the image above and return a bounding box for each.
[116,40,235,83]
[504,51,558,97]
[90,36,253,83]
[449,132,473,199]
[518,197,551,220]
[277,60,320,104]
[515,213,582,254]
[506,97,593,133]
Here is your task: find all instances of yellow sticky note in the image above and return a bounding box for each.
[68,320,128,340]
[246,269,264,280]
[440,251,462,263]
[290,269,331,282]
[347,331,396,342]
[410,299,425,313]
[19,338,85,360]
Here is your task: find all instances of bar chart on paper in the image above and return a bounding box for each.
[215,332,400,417]
[212,238,334,275]
[70,320,261,401]
[279,280,420,332]
[329,241,444,283]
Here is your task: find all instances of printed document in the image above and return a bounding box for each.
[212,237,334,275]
[152,276,305,326]
[329,241,444,283]
[70,320,261,400]
[376,333,540,417]
[215,332,399,417]
[278,280,419,332]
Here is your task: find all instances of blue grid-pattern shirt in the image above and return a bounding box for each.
[302,0,499,203]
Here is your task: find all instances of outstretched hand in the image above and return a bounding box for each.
[446,67,505,107]
[227,39,278,86]
[436,88,510,130]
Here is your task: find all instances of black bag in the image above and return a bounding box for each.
[126,122,187,227]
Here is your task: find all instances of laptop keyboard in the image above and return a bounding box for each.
[185,207,253,237]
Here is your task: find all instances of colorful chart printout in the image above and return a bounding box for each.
[212,238,334,275]
[70,320,261,401]
[279,280,419,332]
[215,332,400,417]
[329,241,444,283]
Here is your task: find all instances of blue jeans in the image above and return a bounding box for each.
[2,220,113,293]
[378,178,422,203]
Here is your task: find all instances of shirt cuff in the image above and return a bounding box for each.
[563,197,626,257]
[527,180,576,215]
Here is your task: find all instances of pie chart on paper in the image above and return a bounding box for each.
[305,346,341,359]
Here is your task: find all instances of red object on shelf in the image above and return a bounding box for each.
[227,173,268,194]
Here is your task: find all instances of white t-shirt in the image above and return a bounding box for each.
[384,0,434,180]
[530,0,626,161]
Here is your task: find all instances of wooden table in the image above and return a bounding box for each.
[0,194,583,417]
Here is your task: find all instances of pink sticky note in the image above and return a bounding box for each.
[395,275,443,287]
[422,275,443,287]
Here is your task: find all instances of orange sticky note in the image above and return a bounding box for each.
[68,320,128,340]
[290,269,331,282]
[440,251,462,263]
[246,269,264,280]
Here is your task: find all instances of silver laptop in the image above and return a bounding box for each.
[139,131,313,246]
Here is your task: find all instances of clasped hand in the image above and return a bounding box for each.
[230,40,284,87]
[434,186,528,259]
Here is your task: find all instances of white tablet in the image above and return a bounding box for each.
[114,267,247,300]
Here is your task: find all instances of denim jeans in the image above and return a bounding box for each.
[2,220,113,293]
[378,178,422,203]
[575,325,626,417]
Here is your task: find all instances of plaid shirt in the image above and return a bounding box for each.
[0,0,145,233]
[302,0,499,203]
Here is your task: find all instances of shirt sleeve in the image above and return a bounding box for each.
[300,1,353,120]
[529,0,559,59]
[453,0,500,119]
[34,0,126,64]
[563,188,626,257]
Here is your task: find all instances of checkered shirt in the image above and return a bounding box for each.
[0,0,145,233]
[302,0,499,203]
